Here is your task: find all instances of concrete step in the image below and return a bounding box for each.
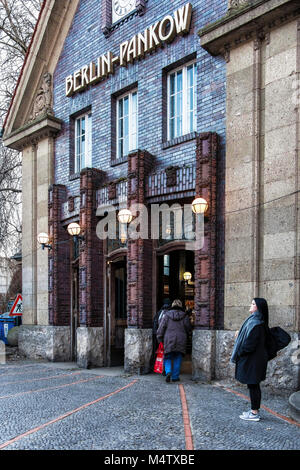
[289,391,300,423]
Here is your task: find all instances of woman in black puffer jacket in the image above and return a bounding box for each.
[231,297,269,422]
[157,299,191,383]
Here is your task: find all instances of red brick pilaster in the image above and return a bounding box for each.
[48,184,70,326]
[79,168,105,327]
[101,0,111,37]
[127,150,153,329]
[194,133,218,329]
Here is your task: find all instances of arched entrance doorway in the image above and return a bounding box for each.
[157,249,195,311]
[156,247,195,373]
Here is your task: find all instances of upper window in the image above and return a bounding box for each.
[117,90,138,160]
[167,62,197,141]
[112,0,136,24]
[75,113,92,173]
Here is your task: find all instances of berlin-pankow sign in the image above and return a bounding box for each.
[65,3,193,97]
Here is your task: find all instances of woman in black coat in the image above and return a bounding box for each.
[231,298,269,422]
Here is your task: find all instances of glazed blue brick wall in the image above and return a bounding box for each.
[53,0,227,195]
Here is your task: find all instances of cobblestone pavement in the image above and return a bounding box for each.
[0,359,299,451]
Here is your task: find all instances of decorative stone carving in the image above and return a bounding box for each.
[165,166,178,187]
[254,30,270,50]
[108,181,117,200]
[68,196,75,213]
[136,0,146,16]
[30,72,54,121]
[228,0,250,10]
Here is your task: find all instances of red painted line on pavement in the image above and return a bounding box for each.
[0,367,50,378]
[0,375,105,399]
[0,364,40,371]
[0,370,83,386]
[179,384,194,450]
[0,379,138,449]
[214,383,300,428]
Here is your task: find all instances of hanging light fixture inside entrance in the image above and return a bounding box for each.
[183,271,192,282]
[191,197,208,214]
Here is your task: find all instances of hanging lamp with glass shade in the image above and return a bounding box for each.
[67,222,81,237]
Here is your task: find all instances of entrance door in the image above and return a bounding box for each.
[157,250,194,373]
[157,250,195,311]
[107,257,127,366]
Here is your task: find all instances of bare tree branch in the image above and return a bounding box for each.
[0,0,41,256]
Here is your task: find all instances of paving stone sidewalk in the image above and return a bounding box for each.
[0,357,299,451]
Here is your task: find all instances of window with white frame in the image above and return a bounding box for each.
[168,62,197,141]
[75,112,92,173]
[117,90,138,160]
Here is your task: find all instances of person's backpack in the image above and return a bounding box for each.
[266,326,291,361]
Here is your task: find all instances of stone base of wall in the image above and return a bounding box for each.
[76,327,104,369]
[192,330,216,381]
[18,325,71,362]
[124,328,152,375]
[193,329,300,391]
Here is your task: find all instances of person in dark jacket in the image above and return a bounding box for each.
[231,297,269,421]
[156,299,192,383]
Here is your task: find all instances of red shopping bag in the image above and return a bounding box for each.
[154,342,164,374]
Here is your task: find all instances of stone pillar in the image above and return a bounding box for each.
[19,135,71,360]
[78,168,105,367]
[125,150,154,373]
[76,327,104,368]
[36,138,54,326]
[22,145,37,326]
[124,329,153,375]
[3,114,62,360]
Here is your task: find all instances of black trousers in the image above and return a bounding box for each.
[247,384,261,410]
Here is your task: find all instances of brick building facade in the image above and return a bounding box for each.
[2,0,300,390]
[48,0,227,373]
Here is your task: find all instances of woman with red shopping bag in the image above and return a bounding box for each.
[154,342,164,374]
[156,299,192,382]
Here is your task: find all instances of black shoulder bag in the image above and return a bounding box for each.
[266,326,291,361]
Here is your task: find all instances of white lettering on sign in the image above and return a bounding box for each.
[65,3,193,97]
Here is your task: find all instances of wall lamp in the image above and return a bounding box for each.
[191,197,208,214]
[37,232,52,251]
[67,222,84,242]
[117,209,133,244]
[117,209,133,224]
